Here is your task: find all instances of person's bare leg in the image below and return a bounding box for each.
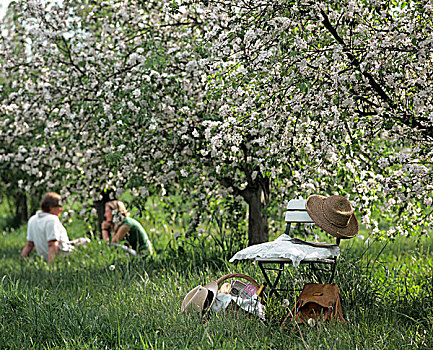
[70,237,91,247]
[110,242,137,256]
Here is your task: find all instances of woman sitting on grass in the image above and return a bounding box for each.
[101,200,153,257]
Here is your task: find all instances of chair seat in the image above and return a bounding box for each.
[229,234,340,268]
[254,257,337,264]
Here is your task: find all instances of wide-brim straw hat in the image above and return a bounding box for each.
[181,281,218,313]
[306,195,358,239]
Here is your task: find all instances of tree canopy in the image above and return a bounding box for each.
[1,0,432,243]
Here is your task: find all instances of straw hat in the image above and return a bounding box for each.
[306,195,358,239]
[181,281,218,314]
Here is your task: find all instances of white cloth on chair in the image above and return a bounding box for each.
[229,234,340,267]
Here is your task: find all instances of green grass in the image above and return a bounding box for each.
[0,217,432,349]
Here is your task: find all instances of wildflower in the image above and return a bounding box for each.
[109,265,115,271]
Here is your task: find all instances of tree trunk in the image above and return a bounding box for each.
[94,190,113,238]
[242,185,269,246]
[12,192,28,228]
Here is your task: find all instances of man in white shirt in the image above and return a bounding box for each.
[20,192,89,263]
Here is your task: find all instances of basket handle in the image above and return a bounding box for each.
[216,273,260,289]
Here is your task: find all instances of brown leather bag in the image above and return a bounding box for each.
[285,283,346,326]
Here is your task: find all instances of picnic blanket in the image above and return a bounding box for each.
[229,234,340,267]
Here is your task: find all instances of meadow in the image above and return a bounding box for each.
[0,205,432,349]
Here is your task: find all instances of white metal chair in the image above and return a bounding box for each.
[230,199,341,298]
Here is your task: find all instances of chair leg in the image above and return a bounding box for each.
[308,261,339,284]
[258,262,284,298]
[328,259,337,283]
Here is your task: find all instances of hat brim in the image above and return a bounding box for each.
[181,281,219,313]
[203,281,218,310]
[306,195,358,239]
[181,286,207,312]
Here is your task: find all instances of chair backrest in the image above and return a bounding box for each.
[284,199,341,245]
[284,199,313,236]
[284,199,314,224]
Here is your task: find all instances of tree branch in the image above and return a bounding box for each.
[320,9,433,140]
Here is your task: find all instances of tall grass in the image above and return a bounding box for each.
[0,213,432,349]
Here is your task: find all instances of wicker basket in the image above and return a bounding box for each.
[216,273,264,318]
[216,273,260,289]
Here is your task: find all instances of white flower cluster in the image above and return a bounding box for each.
[0,0,431,240]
